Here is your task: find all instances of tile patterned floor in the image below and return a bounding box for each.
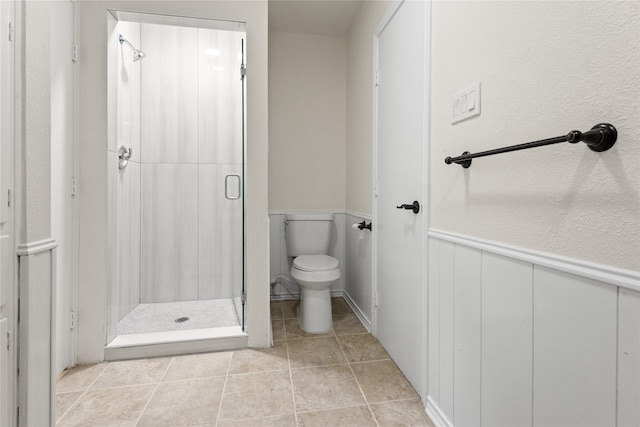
[56,298,435,426]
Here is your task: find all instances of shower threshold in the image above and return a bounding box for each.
[105,326,247,361]
[105,299,246,360]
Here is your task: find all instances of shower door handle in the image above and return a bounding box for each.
[225,174,241,200]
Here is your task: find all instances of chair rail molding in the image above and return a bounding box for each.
[428,229,640,292]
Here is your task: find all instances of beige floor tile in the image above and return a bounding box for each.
[351,360,419,403]
[56,363,108,393]
[218,370,294,421]
[332,312,367,336]
[287,337,347,369]
[291,365,365,412]
[56,384,155,426]
[331,298,352,315]
[298,405,376,426]
[284,319,332,340]
[162,351,230,382]
[229,344,289,374]
[273,318,286,341]
[218,414,297,426]
[90,358,170,389]
[282,300,299,319]
[271,301,283,319]
[137,377,225,426]
[370,399,435,427]
[338,334,389,363]
[56,392,83,422]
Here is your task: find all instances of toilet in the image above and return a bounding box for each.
[285,213,341,333]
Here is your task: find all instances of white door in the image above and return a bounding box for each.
[51,0,76,374]
[0,0,16,425]
[374,0,428,396]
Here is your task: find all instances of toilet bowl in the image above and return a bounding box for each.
[284,213,341,334]
[290,255,341,334]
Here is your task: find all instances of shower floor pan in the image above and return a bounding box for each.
[105,299,247,360]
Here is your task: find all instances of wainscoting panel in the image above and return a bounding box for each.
[617,288,640,427]
[481,252,533,427]
[439,241,455,420]
[533,267,617,426]
[18,244,56,426]
[344,212,372,325]
[427,230,640,427]
[427,237,441,405]
[453,245,481,427]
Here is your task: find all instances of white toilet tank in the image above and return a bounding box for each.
[285,213,334,256]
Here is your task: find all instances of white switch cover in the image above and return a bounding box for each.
[452,81,481,124]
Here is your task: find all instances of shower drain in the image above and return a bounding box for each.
[174,317,189,323]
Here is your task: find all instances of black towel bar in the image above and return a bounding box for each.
[445,123,617,168]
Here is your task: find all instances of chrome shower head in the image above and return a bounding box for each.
[119,34,146,62]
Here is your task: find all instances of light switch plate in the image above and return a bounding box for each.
[452,81,481,124]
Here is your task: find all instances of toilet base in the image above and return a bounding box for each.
[297,287,333,334]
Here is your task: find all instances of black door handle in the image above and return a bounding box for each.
[396,201,420,214]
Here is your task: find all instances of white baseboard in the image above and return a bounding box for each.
[426,396,453,427]
[343,291,371,332]
[270,290,345,301]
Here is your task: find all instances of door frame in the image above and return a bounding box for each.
[371,0,432,401]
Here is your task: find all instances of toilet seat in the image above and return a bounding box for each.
[293,255,339,272]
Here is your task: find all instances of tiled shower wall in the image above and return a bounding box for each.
[113,21,245,318]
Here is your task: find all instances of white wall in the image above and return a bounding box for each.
[430,1,640,271]
[23,0,51,243]
[345,0,392,216]
[340,0,392,338]
[78,0,269,362]
[426,3,640,425]
[268,32,346,212]
[19,1,57,424]
[51,0,76,375]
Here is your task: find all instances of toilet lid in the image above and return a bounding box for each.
[293,255,339,272]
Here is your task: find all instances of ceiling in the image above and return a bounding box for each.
[269,0,363,37]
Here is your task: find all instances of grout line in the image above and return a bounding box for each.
[285,339,300,427]
[55,362,111,422]
[333,328,380,427]
[132,358,173,425]
[214,349,234,425]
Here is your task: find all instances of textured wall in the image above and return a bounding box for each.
[430,1,640,270]
[268,32,346,211]
[345,1,392,216]
[24,1,51,242]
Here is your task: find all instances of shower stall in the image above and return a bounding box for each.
[105,11,247,359]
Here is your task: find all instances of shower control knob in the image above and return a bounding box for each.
[396,201,420,214]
